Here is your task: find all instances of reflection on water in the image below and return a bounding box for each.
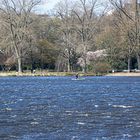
[1,76,140,139]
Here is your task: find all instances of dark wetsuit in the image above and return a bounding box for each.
[76,74,79,79]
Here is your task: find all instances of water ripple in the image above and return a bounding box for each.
[0,76,140,139]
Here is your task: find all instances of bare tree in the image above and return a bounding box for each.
[110,0,140,70]
[71,0,107,72]
[0,0,41,72]
[55,0,79,72]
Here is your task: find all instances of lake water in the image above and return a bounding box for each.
[0,76,140,140]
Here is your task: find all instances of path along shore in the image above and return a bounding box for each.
[0,71,140,76]
[106,72,140,76]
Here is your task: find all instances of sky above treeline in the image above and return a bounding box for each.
[37,0,109,14]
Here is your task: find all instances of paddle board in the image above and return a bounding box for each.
[72,78,85,80]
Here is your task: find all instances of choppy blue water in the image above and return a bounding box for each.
[0,76,140,140]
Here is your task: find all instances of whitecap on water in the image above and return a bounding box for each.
[71,136,78,140]
[65,110,74,113]
[11,115,17,118]
[112,105,133,108]
[123,134,132,138]
[5,108,12,111]
[95,105,99,108]
[104,115,111,118]
[30,122,39,125]
[65,111,74,116]
[77,122,85,125]
[19,99,23,101]
[79,113,89,117]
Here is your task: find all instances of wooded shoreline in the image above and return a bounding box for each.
[1,1,140,75]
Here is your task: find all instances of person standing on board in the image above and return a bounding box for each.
[76,73,79,79]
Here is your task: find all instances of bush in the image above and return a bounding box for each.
[93,62,111,74]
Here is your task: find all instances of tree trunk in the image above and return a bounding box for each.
[67,60,70,72]
[17,57,22,73]
[136,54,140,70]
[127,56,131,72]
[67,49,71,72]
[136,0,140,70]
[83,45,87,73]
[83,57,87,73]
